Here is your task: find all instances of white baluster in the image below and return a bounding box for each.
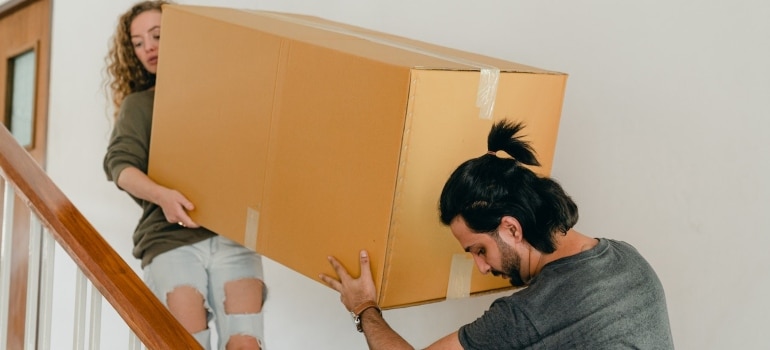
[24,216,42,349]
[128,331,142,350]
[37,228,55,350]
[89,284,102,350]
[73,270,87,350]
[0,181,15,350]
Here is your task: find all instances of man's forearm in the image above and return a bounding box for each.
[360,308,414,350]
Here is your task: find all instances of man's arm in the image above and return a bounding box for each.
[319,250,464,350]
[358,307,413,349]
[425,332,463,350]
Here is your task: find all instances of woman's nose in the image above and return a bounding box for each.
[144,39,158,52]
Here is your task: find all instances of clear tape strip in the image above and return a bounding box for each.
[245,207,260,251]
[446,253,474,299]
[257,11,500,120]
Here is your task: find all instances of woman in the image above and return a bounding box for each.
[103,2,266,349]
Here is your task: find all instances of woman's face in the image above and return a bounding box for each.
[130,10,162,74]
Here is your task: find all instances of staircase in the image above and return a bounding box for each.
[0,125,202,349]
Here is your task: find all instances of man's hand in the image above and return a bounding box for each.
[319,250,378,312]
[320,250,462,349]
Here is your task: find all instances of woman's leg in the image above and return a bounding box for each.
[208,236,266,350]
[144,241,213,349]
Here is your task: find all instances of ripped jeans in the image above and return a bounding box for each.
[144,235,266,349]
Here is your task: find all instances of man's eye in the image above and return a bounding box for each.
[477,249,486,257]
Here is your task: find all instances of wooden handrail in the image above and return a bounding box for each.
[0,125,202,349]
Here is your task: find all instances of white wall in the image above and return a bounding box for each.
[45,0,770,349]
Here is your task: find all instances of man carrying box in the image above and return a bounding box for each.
[320,120,674,349]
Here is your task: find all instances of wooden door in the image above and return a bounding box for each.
[0,0,51,348]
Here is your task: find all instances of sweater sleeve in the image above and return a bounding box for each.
[103,91,153,188]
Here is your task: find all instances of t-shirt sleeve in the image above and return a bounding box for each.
[103,93,152,187]
[458,298,540,349]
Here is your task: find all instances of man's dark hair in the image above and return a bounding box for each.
[438,120,578,253]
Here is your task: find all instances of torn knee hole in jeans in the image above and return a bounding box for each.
[225,334,264,349]
[166,284,205,303]
[166,285,209,333]
[224,278,266,314]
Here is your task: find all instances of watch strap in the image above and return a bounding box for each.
[350,300,381,333]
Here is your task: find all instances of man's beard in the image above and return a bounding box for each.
[490,231,528,287]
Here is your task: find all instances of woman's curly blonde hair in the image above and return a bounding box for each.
[105,0,171,120]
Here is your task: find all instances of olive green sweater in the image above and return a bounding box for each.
[103,89,215,268]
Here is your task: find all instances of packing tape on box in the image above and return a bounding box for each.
[244,207,260,250]
[257,12,499,120]
[446,253,474,299]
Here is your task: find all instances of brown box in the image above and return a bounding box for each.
[149,5,567,309]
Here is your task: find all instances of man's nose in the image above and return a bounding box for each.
[473,255,491,274]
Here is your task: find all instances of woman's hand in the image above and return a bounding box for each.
[156,187,200,228]
[116,166,200,228]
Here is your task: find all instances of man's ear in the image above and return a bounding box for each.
[499,216,523,242]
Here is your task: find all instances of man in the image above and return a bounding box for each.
[320,120,674,349]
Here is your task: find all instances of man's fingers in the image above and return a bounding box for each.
[327,256,352,281]
[359,250,373,280]
[319,256,351,293]
[319,273,342,291]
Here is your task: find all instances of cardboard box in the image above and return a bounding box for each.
[149,5,567,308]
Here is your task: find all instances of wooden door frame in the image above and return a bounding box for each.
[2,0,51,165]
[0,0,52,348]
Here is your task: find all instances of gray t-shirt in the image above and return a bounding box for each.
[459,238,674,349]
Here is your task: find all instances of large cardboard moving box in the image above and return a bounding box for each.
[149,5,567,309]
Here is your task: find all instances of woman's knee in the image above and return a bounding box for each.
[223,278,265,314]
[166,285,208,333]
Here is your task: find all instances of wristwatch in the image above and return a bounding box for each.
[351,300,382,333]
